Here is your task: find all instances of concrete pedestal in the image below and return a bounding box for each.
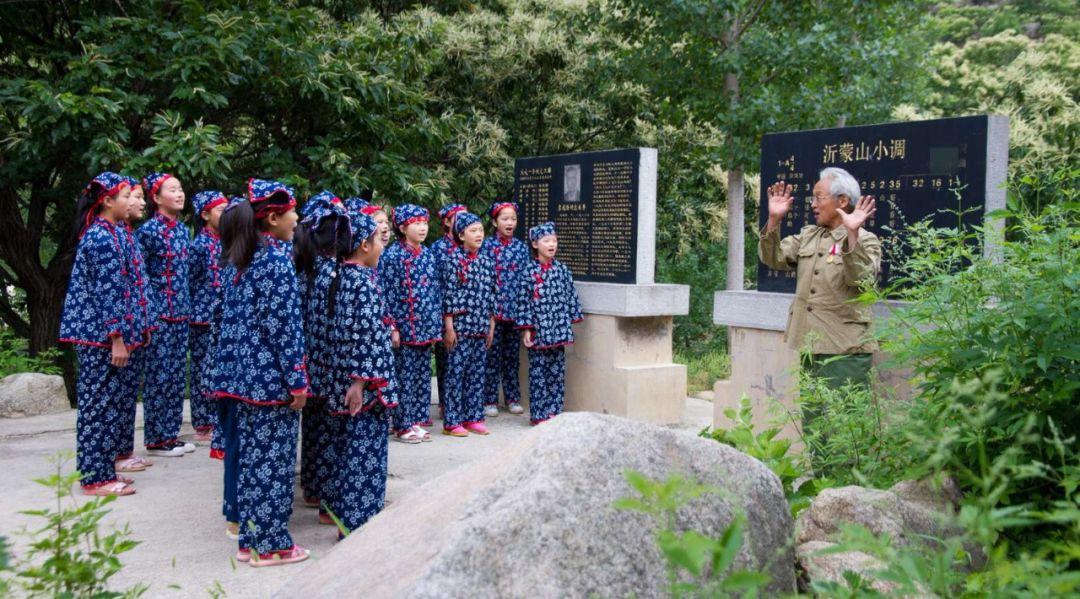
[711,291,911,439]
[516,282,690,425]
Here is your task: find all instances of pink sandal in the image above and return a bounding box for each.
[236,548,250,562]
[463,421,489,435]
[82,480,135,496]
[115,457,147,473]
[442,425,468,437]
[249,545,310,568]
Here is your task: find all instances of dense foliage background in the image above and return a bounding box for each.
[0,0,1076,383]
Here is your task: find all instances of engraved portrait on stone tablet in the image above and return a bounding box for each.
[563,164,581,203]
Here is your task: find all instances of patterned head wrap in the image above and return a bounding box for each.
[487,201,518,219]
[528,221,557,242]
[192,190,228,216]
[392,204,429,231]
[302,191,343,219]
[453,212,481,236]
[142,172,175,199]
[438,203,467,221]
[247,178,297,219]
[80,172,130,234]
[343,196,369,214]
[347,210,378,252]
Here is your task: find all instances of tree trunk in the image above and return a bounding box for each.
[726,167,745,291]
[723,60,744,291]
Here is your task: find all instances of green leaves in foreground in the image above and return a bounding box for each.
[614,471,771,598]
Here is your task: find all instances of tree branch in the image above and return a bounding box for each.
[735,0,769,42]
[0,267,31,337]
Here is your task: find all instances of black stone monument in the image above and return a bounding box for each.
[758,115,996,293]
[514,149,642,284]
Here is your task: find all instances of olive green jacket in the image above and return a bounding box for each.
[758,224,881,354]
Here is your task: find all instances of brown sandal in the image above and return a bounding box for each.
[249,545,309,568]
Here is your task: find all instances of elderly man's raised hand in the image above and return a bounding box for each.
[840,195,877,234]
[766,182,794,231]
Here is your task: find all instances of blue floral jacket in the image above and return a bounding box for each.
[516,259,583,349]
[136,213,192,322]
[188,228,224,326]
[379,241,442,346]
[481,234,530,323]
[325,262,399,415]
[205,236,309,405]
[60,218,155,350]
[442,246,496,338]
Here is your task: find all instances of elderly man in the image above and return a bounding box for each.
[758,167,881,391]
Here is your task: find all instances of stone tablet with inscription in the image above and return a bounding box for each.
[757,115,1008,293]
[514,148,657,284]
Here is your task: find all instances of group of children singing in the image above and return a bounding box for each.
[60,171,583,567]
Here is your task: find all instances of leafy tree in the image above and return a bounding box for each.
[898,0,1080,209]
[602,0,927,289]
[0,0,650,380]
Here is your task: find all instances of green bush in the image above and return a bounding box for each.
[2,454,145,598]
[702,397,819,519]
[795,363,914,490]
[875,180,1079,526]
[0,328,60,378]
[678,349,731,395]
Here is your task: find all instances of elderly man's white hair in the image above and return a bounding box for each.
[819,167,861,213]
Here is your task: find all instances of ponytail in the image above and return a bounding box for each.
[293,221,318,279]
[326,214,365,319]
[327,257,343,319]
[219,200,259,270]
[70,188,100,242]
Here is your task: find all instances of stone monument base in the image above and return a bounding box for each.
[711,291,912,441]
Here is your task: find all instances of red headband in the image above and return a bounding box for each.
[82,181,130,236]
[148,174,175,199]
[489,202,516,218]
[202,197,228,214]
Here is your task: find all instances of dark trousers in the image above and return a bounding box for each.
[800,352,873,472]
[217,398,239,523]
[236,402,299,553]
[300,398,332,503]
[484,321,521,406]
[325,405,389,534]
[143,319,189,447]
[188,325,217,432]
[75,346,136,486]
[528,347,566,423]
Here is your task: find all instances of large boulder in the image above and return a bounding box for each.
[0,373,70,418]
[278,412,796,598]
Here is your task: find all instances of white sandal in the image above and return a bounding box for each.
[411,425,432,442]
[394,429,422,444]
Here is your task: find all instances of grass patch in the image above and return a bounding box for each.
[676,349,730,396]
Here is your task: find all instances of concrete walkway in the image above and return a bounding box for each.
[0,397,713,597]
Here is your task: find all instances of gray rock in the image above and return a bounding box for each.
[795,478,983,592]
[278,412,796,598]
[0,373,70,418]
[796,482,968,551]
[796,540,897,595]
